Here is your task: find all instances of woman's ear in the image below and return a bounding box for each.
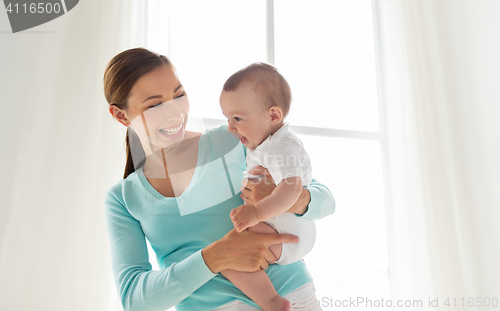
[269,106,283,125]
[109,105,131,127]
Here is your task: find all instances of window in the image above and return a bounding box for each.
[146,0,389,306]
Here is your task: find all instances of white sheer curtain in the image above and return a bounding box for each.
[0,1,147,310]
[374,0,500,305]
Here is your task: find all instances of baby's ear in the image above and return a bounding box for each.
[269,106,283,124]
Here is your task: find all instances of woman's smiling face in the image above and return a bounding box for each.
[124,64,189,154]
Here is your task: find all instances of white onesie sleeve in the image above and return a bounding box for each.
[245,123,312,186]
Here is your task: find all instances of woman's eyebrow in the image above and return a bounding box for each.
[142,95,162,103]
[142,85,183,103]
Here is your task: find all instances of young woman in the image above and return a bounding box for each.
[104,47,335,311]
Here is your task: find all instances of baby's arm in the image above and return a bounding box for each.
[230,176,303,232]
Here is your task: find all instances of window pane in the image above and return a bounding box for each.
[162,0,267,120]
[299,135,390,304]
[275,0,379,132]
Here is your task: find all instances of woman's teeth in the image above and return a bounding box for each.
[159,123,182,135]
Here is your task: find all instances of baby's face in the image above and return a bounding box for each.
[220,84,274,149]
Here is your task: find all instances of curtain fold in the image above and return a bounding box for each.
[0,1,148,310]
[373,0,500,305]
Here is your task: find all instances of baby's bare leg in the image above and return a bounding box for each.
[220,222,289,311]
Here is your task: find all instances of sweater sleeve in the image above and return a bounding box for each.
[104,189,216,311]
[298,178,336,220]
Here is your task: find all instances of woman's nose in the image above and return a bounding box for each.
[161,102,185,120]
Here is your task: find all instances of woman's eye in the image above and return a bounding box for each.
[148,102,163,109]
[175,93,186,99]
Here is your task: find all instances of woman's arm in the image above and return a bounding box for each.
[105,190,216,311]
[105,188,299,311]
[298,178,336,219]
[240,166,336,220]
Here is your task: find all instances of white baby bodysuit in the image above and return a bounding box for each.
[244,123,315,265]
[244,123,312,186]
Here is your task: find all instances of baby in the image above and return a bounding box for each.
[219,63,316,311]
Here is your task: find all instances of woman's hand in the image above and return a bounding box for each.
[202,228,299,273]
[240,166,311,216]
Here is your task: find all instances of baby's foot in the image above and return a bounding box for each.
[261,295,290,311]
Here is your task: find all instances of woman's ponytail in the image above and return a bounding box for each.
[123,128,135,179]
[123,127,146,179]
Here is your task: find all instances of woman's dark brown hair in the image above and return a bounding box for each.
[103,48,172,178]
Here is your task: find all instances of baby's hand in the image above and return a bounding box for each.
[230,204,260,233]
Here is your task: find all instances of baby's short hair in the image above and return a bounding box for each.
[223,63,291,118]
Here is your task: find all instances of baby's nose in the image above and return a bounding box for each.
[228,124,237,133]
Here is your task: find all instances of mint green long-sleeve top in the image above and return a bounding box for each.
[105,125,335,311]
